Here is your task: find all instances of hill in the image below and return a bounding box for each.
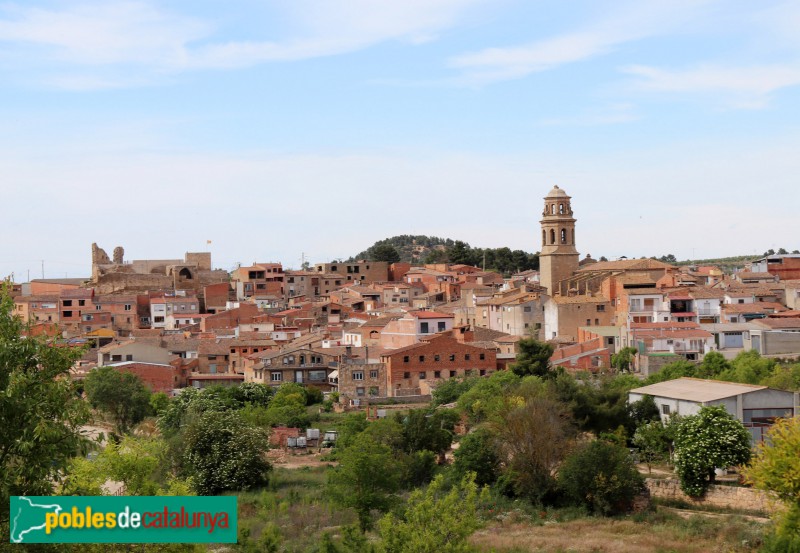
[348,235,539,275]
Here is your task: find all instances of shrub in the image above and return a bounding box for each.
[559,440,645,516]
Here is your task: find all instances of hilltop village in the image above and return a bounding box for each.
[7,185,800,408]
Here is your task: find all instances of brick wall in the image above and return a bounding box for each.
[382,335,496,396]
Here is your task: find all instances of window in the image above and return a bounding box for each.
[450,370,457,377]
[465,354,470,361]
[661,404,671,415]
[124,304,132,311]
[434,371,441,378]
[356,387,365,396]
[586,319,591,326]
[419,355,425,362]
[480,369,486,376]
[595,319,599,325]
[420,322,430,333]
[561,229,567,244]
[479,353,485,360]
[434,354,440,362]
[271,372,282,382]
[437,321,446,332]
[111,355,122,362]
[125,354,133,361]
[370,370,378,379]
[403,356,410,363]
[419,372,426,379]
[96,304,102,310]
[523,306,532,312]
[596,305,605,312]
[353,371,364,381]
[78,300,85,306]
[449,354,455,361]
[403,372,411,379]
[231,348,236,354]
[63,300,72,307]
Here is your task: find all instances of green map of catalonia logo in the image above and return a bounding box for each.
[10,496,62,543]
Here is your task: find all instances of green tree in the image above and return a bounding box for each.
[457,370,520,423]
[632,419,670,473]
[453,427,501,487]
[370,244,401,264]
[492,395,574,503]
[431,376,479,406]
[378,473,484,553]
[150,392,171,415]
[0,289,90,532]
[328,434,401,531]
[559,440,645,515]
[398,409,454,457]
[628,394,660,428]
[448,241,474,265]
[181,410,271,495]
[84,366,151,434]
[510,338,555,378]
[611,347,637,372]
[743,416,800,548]
[673,406,751,497]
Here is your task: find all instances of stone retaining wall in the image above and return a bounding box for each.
[645,478,780,514]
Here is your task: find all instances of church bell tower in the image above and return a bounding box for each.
[539,186,579,296]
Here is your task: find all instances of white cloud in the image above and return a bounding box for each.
[449,0,713,84]
[0,2,206,66]
[0,0,485,86]
[622,63,800,108]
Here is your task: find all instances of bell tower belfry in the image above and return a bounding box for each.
[539,186,579,296]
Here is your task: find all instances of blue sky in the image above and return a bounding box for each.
[2,0,800,280]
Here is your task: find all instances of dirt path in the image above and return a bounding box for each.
[267,449,337,468]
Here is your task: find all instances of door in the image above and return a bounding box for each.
[751,334,761,354]
[295,370,304,383]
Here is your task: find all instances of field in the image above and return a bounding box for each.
[471,509,766,553]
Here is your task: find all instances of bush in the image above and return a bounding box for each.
[559,440,644,516]
[305,386,324,405]
[453,428,500,487]
[673,406,750,497]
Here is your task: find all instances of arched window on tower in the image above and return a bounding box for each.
[542,230,546,246]
[551,204,556,215]
[561,229,567,244]
[550,229,556,245]
[559,203,564,214]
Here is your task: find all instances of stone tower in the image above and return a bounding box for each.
[539,186,579,296]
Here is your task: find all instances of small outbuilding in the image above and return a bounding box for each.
[629,377,799,442]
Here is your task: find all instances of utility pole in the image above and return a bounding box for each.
[41,260,44,279]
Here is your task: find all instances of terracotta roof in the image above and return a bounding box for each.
[722,302,785,314]
[634,329,712,339]
[631,321,699,330]
[552,294,609,304]
[576,258,674,273]
[409,311,454,319]
[753,318,800,330]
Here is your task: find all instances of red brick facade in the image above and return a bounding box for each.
[380,334,497,397]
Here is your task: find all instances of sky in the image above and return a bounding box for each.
[2,0,800,280]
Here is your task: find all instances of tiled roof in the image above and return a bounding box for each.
[753,318,800,330]
[576,258,674,273]
[409,311,454,319]
[552,294,609,304]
